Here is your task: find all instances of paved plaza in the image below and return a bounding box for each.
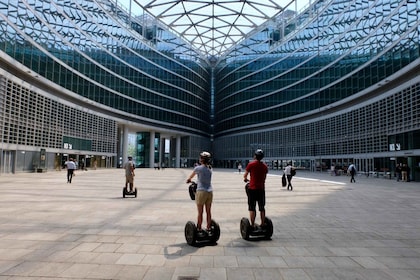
[0,167,419,280]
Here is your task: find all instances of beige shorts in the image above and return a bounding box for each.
[195,191,213,205]
[125,175,134,184]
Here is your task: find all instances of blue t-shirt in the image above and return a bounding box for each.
[194,164,212,192]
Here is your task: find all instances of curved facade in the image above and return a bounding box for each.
[0,0,211,171]
[213,0,420,179]
[0,0,419,179]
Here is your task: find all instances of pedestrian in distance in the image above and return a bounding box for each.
[243,149,268,229]
[348,163,356,183]
[64,158,76,183]
[238,163,242,174]
[395,163,402,181]
[284,161,295,190]
[402,164,408,182]
[186,151,213,234]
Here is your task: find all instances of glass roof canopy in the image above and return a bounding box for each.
[135,0,285,57]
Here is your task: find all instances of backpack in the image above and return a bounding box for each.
[282,174,287,187]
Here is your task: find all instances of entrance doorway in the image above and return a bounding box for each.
[1,150,15,174]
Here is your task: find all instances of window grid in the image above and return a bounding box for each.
[214,82,420,160]
[0,76,117,154]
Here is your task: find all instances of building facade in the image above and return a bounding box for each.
[213,0,420,180]
[0,0,211,172]
[0,0,419,180]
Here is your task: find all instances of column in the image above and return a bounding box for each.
[122,126,129,165]
[149,131,155,168]
[160,137,165,168]
[175,135,181,168]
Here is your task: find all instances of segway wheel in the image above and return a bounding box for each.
[122,188,126,198]
[134,188,137,198]
[264,217,273,239]
[210,219,221,242]
[185,221,197,246]
[240,217,251,240]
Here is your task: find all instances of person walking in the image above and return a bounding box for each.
[123,156,135,193]
[284,161,295,190]
[348,163,356,183]
[186,151,213,234]
[395,163,402,181]
[401,164,408,182]
[243,149,268,229]
[64,158,76,183]
[238,163,242,174]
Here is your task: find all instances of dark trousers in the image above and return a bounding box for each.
[350,171,356,182]
[286,175,293,190]
[67,169,74,183]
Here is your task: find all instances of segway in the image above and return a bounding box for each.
[184,219,221,246]
[240,182,273,240]
[240,217,273,240]
[122,187,137,198]
[185,181,220,246]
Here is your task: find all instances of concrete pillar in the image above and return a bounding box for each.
[122,126,129,165]
[160,137,165,167]
[149,131,155,168]
[176,135,181,168]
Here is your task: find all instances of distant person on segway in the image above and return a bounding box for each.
[123,156,135,193]
[243,149,268,230]
[186,151,213,234]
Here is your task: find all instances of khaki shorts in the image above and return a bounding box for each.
[195,190,213,205]
[126,175,134,184]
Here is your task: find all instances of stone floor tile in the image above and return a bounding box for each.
[0,261,20,274]
[279,268,311,280]
[1,169,420,280]
[30,262,73,277]
[236,256,262,268]
[91,252,123,264]
[213,256,238,268]
[199,267,227,280]
[113,265,149,280]
[351,256,389,269]
[189,255,214,268]
[226,267,254,280]
[86,264,123,279]
[142,267,175,280]
[164,255,191,267]
[326,256,362,268]
[115,253,145,265]
[59,263,99,278]
[140,254,167,266]
[171,266,200,280]
[259,256,288,268]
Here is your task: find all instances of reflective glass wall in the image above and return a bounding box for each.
[213,0,420,177]
[0,0,211,134]
[215,0,419,133]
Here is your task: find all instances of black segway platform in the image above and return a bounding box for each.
[185,219,220,246]
[123,187,137,198]
[240,217,273,240]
